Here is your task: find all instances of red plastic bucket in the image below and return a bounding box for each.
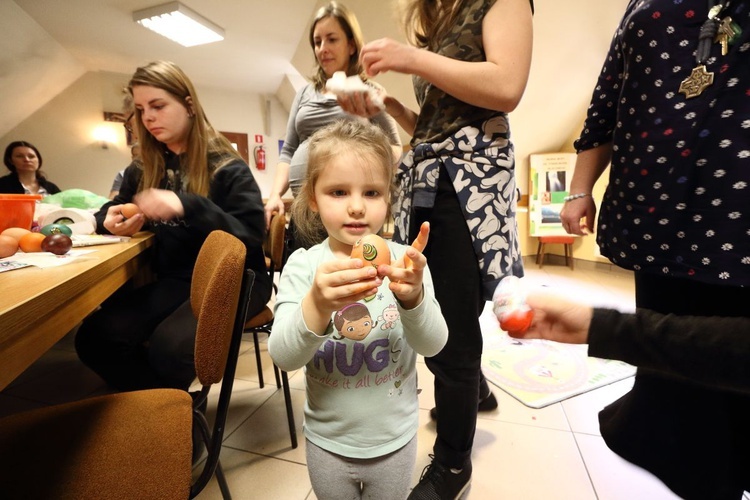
[0,194,43,233]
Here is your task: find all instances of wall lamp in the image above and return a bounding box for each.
[133,1,225,47]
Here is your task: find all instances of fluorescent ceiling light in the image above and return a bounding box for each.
[133,1,224,47]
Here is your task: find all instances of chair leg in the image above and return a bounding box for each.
[252,332,264,388]
[215,460,232,500]
[535,240,542,265]
[567,244,575,270]
[281,370,298,449]
[272,363,281,389]
[538,243,546,269]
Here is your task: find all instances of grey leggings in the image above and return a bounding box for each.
[306,435,417,500]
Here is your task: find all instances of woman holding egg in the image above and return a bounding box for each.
[75,61,271,394]
[268,120,447,499]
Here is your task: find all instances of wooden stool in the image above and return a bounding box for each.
[536,236,575,270]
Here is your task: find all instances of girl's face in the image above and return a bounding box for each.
[310,151,389,257]
[132,85,193,154]
[11,147,39,173]
[312,16,355,78]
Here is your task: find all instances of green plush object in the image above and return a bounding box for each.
[41,189,110,210]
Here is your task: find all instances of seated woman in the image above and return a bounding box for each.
[75,61,272,393]
[0,141,61,195]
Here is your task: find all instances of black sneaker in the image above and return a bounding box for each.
[429,391,498,421]
[407,455,472,500]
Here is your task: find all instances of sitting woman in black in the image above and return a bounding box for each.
[75,61,271,392]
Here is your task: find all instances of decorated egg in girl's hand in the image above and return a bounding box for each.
[351,234,391,269]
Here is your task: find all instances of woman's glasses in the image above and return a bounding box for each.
[124,112,134,134]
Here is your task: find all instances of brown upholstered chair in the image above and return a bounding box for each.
[0,230,253,500]
[244,212,297,449]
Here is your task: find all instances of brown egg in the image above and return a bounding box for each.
[1,227,32,242]
[351,234,391,269]
[120,203,142,219]
[0,235,19,258]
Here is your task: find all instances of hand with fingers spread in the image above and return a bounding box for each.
[379,222,431,309]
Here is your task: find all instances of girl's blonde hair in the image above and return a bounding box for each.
[402,0,466,50]
[128,61,241,196]
[309,1,366,91]
[291,120,396,247]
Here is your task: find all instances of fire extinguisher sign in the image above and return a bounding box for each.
[254,134,264,144]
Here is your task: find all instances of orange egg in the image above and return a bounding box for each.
[18,232,46,253]
[351,234,391,269]
[1,227,32,242]
[120,203,142,219]
[0,235,19,258]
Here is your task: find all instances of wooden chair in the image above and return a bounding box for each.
[0,230,253,500]
[243,212,298,449]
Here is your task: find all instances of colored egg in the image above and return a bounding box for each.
[40,223,73,237]
[18,232,46,253]
[41,234,73,255]
[351,234,391,269]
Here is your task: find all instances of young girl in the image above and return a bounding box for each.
[268,120,448,500]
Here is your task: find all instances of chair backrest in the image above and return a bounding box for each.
[267,212,287,274]
[190,232,255,498]
[191,230,246,385]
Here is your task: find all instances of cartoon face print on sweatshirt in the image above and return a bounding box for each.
[378,304,400,331]
[333,303,378,341]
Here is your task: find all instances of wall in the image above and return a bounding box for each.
[0,71,289,198]
[0,1,85,139]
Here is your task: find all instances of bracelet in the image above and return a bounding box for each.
[563,193,591,202]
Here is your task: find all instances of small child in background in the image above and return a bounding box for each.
[269,120,448,500]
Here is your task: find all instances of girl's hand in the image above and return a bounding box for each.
[383,222,431,309]
[516,292,593,344]
[134,188,185,221]
[103,204,145,236]
[302,258,383,332]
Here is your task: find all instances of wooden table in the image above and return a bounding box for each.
[0,233,154,390]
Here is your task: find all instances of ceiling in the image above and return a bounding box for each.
[13,0,319,95]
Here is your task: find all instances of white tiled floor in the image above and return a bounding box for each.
[3,258,742,499]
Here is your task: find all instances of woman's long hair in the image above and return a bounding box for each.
[402,0,466,50]
[128,61,241,196]
[309,1,366,91]
[3,140,48,181]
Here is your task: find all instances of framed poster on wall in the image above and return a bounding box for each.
[529,153,576,237]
